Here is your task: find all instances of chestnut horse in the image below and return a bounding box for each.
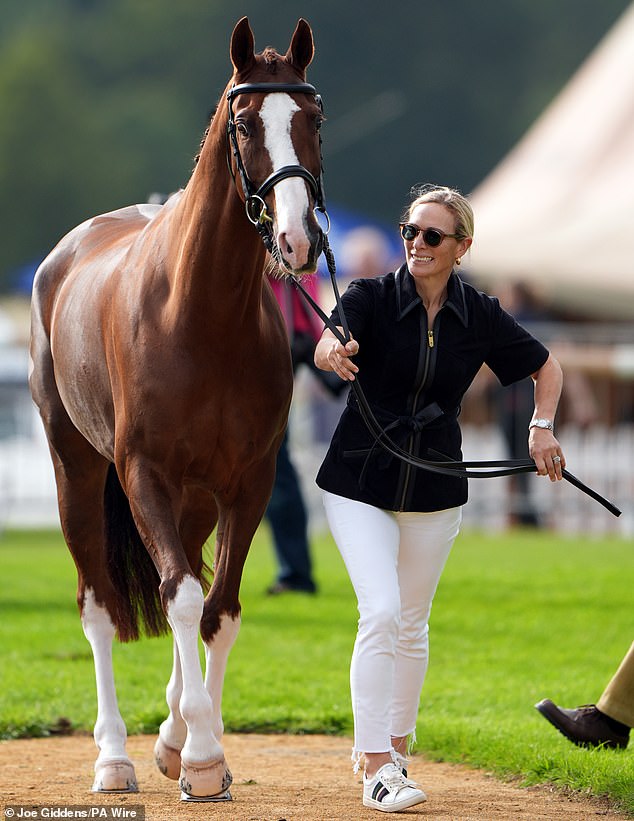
[29,18,324,802]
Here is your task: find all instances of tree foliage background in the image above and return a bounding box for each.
[0,0,630,290]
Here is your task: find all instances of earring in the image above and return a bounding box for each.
[455,257,461,266]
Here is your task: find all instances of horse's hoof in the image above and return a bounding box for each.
[178,757,233,800]
[154,737,182,780]
[180,789,232,802]
[92,759,138,793]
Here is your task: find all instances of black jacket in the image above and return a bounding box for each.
[316,266,549,512]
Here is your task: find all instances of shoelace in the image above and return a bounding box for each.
[380,765,417,792]
[576,704,599,715]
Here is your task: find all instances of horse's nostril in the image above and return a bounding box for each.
[279,233,294,256]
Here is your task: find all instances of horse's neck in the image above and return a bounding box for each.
[164,124,267,327]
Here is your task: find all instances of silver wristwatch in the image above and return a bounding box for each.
[529,418,553,431]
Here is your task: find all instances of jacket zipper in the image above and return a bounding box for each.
[398,315,439,510]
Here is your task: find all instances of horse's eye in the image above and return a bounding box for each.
[236,122,249,137]
[315,117,324,132]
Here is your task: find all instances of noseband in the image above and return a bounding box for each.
[226,82,328,251]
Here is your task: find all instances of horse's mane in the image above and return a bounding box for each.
[193,105,218,166]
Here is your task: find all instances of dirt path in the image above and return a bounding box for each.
[0,734,627,820]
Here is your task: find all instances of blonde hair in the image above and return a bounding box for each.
[403,184,474,240]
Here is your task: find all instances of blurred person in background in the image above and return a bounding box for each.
[264,274,321,595]
[339,225,396,284]
[265,274,348,595]
[313,184,566,813]
[536,640,633,749]
[470,280,598,528]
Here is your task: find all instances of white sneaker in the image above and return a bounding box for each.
[363,762,426,812]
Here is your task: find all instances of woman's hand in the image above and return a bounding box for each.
[530,354,565,481]
[314,328,359,381]
[529,428,565,481]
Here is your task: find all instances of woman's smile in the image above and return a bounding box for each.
[410,253,434,264]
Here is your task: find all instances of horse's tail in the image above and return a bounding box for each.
[104,463,168,642]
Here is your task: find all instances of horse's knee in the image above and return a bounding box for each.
[164,575,204,628]
[201,609,241,648]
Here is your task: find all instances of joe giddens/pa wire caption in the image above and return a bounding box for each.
[4,807,145,819]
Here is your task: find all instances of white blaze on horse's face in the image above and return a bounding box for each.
[259,93,312,272]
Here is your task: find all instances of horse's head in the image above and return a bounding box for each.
[227,18,325,276]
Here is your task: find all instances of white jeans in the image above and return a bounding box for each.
[323,491,462,755]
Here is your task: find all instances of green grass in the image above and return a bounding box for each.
[1,526,633,814]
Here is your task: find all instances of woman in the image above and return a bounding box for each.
[314,184,565,813]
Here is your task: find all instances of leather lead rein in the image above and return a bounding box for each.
[291,239,621,518]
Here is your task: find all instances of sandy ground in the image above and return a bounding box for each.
[0,733,628,821]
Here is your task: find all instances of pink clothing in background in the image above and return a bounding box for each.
[268,275,323,341]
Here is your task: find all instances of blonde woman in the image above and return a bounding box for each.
[314,184,565,813]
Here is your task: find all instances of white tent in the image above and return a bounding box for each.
[467,3,634,319]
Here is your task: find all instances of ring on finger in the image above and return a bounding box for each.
[552,455,561,464]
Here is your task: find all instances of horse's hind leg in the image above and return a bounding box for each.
[59,457,138,792]
[31,329,138,791]
[31,331,138,792]
[53,452,138,792]
[81,585,138,792]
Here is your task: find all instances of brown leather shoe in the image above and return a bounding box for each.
[535,700,630,749]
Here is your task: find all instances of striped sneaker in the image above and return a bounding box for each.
[363,762,426,812]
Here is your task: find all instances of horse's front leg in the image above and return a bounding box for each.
[155,584,242,788]
[125,466,231,801]
[164,575,232,801]
[203,611,241,742]
[81,590,138,792]
[200,481,275,746]
[153,639,186,781]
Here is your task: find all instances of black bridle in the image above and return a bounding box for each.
[229,80,621,518]
[226,82,328,252]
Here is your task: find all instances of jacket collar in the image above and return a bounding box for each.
[395,264,469,327]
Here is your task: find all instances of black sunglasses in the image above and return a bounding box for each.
[399,223,459,247]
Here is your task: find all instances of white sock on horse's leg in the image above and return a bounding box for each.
[166,575,231,799]
[204,612,241,741]
[81,588,137,792]
[154,638,186,780]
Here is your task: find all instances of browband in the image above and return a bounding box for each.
[227,82,318,101]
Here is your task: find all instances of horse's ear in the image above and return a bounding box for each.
[230,17,256,74]
[286,19,314,72]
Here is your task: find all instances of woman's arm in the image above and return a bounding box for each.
[529,353,565,481]
[314,328,360,381]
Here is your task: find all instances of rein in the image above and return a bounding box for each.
[226,79,621,517]
[291,243,622,518]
